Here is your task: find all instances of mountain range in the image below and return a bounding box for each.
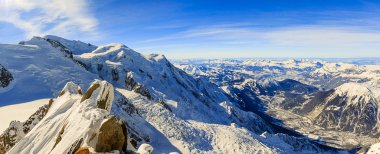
[1,36,379,153]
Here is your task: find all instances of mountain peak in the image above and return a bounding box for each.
[43,35,97,54]
[335,82,372,98]
[59,82,83,96]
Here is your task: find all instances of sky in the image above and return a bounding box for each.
[0,0,380,59]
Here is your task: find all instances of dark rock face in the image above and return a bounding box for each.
[45,38,73,58]
[125,74,152,100]
[111,68,119,81]
[95,116,127,152]
[313,95,378,134]
[0,64,13,88]
[67,138,84,154]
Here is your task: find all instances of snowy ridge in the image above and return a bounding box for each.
[43,35,97,54]
[0,99,49,132]
[73,42,264,128]
[0,99,50,153]
[8,80,130,154]
[335,83,373,99]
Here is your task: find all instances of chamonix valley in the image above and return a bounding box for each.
[0,35,380,154]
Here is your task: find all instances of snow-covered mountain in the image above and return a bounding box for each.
[174,59,380,95]
[282,83,379,135]
[0,36,98,105]
[0,36,345,153]
[174,58,380,150]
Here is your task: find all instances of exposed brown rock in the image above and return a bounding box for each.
[0,121,22,154]
[52,122,68,150]
[74,147,91,154]
[80,81,113,111]
[0,147,5,154]
[95,116,127,152]
[121,120,129,152]
[97,90,110,110]
[78,89,83,95]
[81,83,100,102]
[67,138,83,154]
[44,99,54,115]
[59,91,66,97]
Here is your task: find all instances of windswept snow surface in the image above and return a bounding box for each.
[0,37,98,105]
[114,88,275,153]
[0,99,49,132]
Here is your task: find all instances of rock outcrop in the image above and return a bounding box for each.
[7,80,131,154]
[0,64,13,88]
[0,102,50,153]
[95,116,126,152]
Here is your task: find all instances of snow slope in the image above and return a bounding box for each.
[0,37,99,105]
[0,99,49,132]
[367,142,380,154]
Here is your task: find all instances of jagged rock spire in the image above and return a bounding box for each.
[81,80,114,112]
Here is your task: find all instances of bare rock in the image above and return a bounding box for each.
[0,64,13,88]
[95,116,127,152]
[80,80,114,112]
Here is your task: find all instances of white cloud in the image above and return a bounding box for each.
[0,0,98,39]
[264,26,380,47]
[134,23,380,58]
[138,23,380,49]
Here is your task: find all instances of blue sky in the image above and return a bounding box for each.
[1,0,380,58]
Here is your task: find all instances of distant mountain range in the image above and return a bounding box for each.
[175,58,380,151]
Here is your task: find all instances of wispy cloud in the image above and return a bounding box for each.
[264,26,380,47]
[0,0,99,40]
[136,20,380,49]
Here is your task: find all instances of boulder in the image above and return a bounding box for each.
[95,116,127,152]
